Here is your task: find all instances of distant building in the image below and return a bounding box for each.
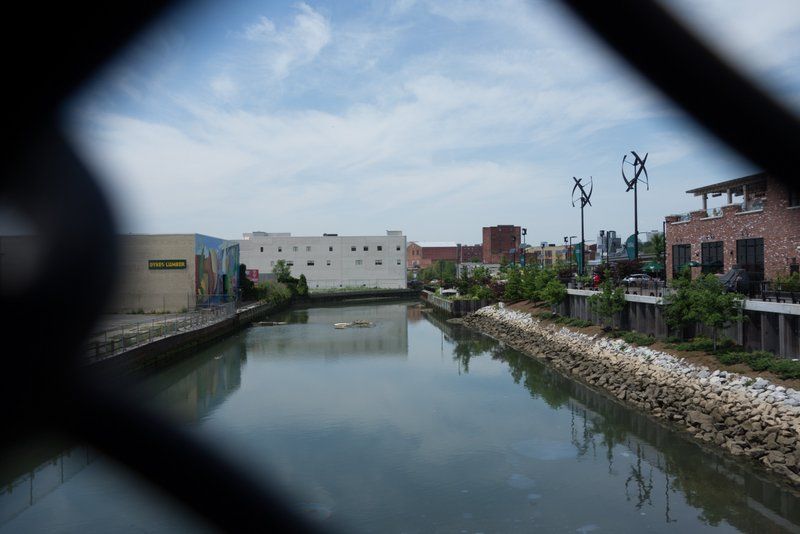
[526,243,572,268]
[239,231,407,289]
[664,172,800,282]
[113,234,239,313]
[482,225,522,264]
[406,242,483,269]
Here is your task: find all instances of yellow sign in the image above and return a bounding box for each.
[148,259,187,270]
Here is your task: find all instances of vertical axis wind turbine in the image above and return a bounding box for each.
[572,176,593,276]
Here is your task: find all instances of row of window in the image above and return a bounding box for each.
[270,259,401,267]
[672,238,765,280]
[258,245,401,253]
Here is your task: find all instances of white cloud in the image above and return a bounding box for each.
[241,3,332,80]
[68,0,798,242]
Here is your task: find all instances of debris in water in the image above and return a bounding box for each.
[333,320,374,329]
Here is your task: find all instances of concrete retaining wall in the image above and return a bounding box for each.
[88,300,289,378]
[421,290,489,316]
[561,289,800,359]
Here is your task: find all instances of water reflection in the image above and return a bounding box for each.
[4,302,800,533]
[246,303,409,359]
[441,315,800,533]
[139,335,247,423]
[0,445,97,526]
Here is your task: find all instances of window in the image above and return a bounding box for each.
[270,261,274,266]
[307,260,314,266]
[278,246,282,252]
[306,246,311,252]
[326,260,331,266]
[396,259,401,265]
[363,246,369,251]
[260,246,263,252]
[736,238,765,283]
[355,259,363,266]
[375,259,382,265]
[377,245,382,251]
[672,244,691,277]
[396,245,401,251]
[351,246,356,252]
[701,241,724,274]
[287,261,294,266]
[292,246,298,252]
[329,246,333,252]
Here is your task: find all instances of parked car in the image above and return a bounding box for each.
[622,273,653,284]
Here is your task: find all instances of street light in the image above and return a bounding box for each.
[540,241,547,269]
[564,235,577,273]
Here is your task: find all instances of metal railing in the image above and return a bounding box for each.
[84,302,237,362]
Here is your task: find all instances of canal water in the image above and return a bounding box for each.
[2,301,800,533]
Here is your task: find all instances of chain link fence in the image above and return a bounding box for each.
[85,300,237,362]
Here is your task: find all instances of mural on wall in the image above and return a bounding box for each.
[195,234,239,302]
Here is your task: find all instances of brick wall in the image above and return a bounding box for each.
[665,176,800,281]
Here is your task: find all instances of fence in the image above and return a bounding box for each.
[84,301,237,362]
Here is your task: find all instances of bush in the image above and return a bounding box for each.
[717,352,745,365]
[620,331,656,346]
[770,359,800,380]
[714,350,800,380]
[538,312,557,320]
[254,281,292,306]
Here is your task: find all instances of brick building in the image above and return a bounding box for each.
[406,242,482,269]
[665,172,800,283]
[482,225,522,264]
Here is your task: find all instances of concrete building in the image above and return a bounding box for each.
[526,243,572,268]
[405,242,483,269]
[239,231,407,290]
[482,225,522,264]
[113,234,240,313]
[665,172,800,282]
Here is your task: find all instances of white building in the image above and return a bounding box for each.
[239,231,407,290]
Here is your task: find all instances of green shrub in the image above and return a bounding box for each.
[717,352,745,365]
[769,359,800,380]
[621,331,656,346]
[566,318,593,328]
[538,312,557,320]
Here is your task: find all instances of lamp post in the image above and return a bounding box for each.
[565,235,577,274]
[540,241,547,269]
[511,235,516,266]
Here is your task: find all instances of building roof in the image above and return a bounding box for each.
[413,241,459,248]
[685,172,767,196]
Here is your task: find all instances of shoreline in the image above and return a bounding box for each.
[462,304,800,490]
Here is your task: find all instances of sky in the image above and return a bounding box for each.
[64,0,800,246]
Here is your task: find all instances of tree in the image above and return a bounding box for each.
[541,279,567,312]
[504,266,523,301]
[647,232,666,266]
[297,274,309,297]
[238,263,255,301]
[664,274,743,350]
[588,273,626,328]
[272,259,292,283]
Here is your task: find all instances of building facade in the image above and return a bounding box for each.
[240,231,407,289]
[665,173,800,282]
[405,242,483,269]
[526,243,572,268]
[482,225,522,264]
[113,234,239,313]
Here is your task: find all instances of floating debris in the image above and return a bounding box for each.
[333,320,374,329]
[253,321,287,326]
